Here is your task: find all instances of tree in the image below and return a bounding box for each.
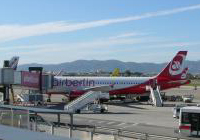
[187,73,195,79]
[111,68,120,77]
[124,70,132,77]
[133,72,143,77]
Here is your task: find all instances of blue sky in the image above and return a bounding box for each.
[0,0,200,65]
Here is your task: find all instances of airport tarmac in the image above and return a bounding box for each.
[39,86,200,139]
[8,86,200,139]
[163,86,200,100]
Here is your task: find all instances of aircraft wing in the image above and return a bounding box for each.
[84,84,114,92]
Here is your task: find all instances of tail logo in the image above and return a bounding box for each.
[169,54,186,76]
[181,73,186,79]
[181,68,188,79]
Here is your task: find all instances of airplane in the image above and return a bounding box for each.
[49,51,190,100]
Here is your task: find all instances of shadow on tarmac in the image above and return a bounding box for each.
[77,111,136,114]
[107,101,148,110]
[162,103,176,107]
[105,112,136,114]
[163,102,198,107]
[46,103,65,110]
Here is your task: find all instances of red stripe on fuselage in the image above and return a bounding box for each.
[109,83,147,95]
[179,125,190,130]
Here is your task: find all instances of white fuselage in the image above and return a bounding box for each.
[53,76,151,92]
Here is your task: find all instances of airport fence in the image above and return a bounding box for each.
[42,124,193,140]
[0,108,54,134]
[75,126,192,140]
[0,109,29,129]
[0,109,195,140]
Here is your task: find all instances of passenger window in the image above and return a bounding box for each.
[182,113,189,124]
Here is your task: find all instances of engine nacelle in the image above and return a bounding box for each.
[69,90,86,101]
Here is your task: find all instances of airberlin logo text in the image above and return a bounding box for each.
[54,78,95,87]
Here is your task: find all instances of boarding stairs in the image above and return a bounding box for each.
[64,91,109,113]
[149,86,163,107]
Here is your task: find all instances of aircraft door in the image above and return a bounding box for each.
[149,79,157,90]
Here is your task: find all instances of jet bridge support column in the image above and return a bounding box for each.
[57,113,60,127]
[47,94,51,102]
[4,86,10,105]
[69,113,73,138]
[1,61,14,105]
[0,86,9,105]
[3,61,9,104]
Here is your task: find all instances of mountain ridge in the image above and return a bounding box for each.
[18,60,200,74]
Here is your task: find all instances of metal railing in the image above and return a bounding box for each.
[68,125,194,140]
[0,109,196,140]
[0,109,55,135]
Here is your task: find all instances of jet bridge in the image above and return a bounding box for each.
[0,67,53,105]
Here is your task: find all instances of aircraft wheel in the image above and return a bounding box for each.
[100,109,105,113]
[37,102,42,106]
[76,109,81,114]
[138,96,150,101]
[17,98,22,103]
[47,99,51,102]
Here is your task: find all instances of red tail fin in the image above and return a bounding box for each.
[157,51,188,81]
[180,67,189,79]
